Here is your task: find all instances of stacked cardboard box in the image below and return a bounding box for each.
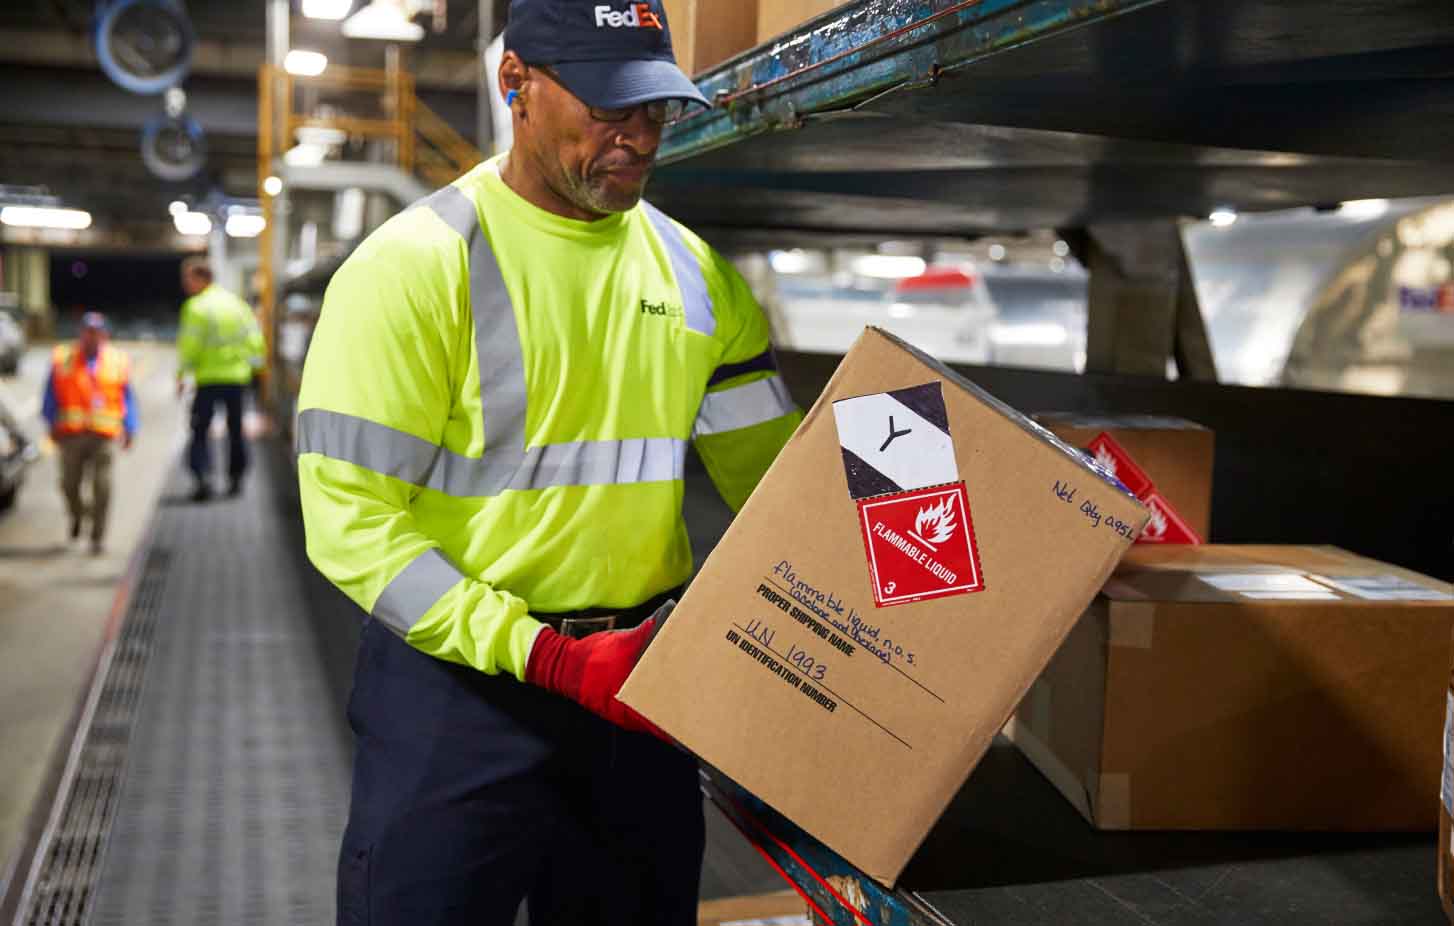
[663,0,758,75]
[756,0,845,44]
[623,328,1146,884]
[1035,414,1213,544]
[1440,634,1454,921]
[1007,544,1454,830]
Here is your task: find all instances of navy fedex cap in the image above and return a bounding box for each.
[504,0,709,110]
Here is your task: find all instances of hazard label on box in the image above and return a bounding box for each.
[857,482,985,607]
[1138,491,1203,544]
[1087,433,1154,499]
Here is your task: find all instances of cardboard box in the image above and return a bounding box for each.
[1034,414,1214,541]
[1440,637,1454,922]
[663,0,758,75]
[621,328,1146,885]
[756,0,845,44]
[1007,544,1454,830]
[698,891,808,925]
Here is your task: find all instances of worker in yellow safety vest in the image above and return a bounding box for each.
[295,1,802,922]
[43,311,136,553]
[177,256,264,501]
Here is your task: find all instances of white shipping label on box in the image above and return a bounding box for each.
[1315,574,1454,601]
[1200,572,1332,599]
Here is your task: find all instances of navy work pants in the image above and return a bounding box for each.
[188,384,248,483]
[337,617,705,925]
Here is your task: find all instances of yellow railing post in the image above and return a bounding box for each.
[257,64,275,399]
[400,73,416,174]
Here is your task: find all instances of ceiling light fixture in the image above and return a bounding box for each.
[1209,208,1238,228]
[284,144,328,167]
[285,49,329,77]
[174,211,212,236]
[263,175,283,196]
[302,0,354,19]
[225,214,266,238]
[1339,199,1390,221]
[852,254,926,279]
[342,0,425,41]
[0,206,92,230]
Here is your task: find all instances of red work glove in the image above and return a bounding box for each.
[525,616,668,740]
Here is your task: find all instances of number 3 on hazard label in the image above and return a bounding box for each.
[883,581,896,596]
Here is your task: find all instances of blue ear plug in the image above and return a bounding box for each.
[505,89,519,107]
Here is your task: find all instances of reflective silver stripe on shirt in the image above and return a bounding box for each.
[421,183,530,460]
[296,408,441,486]
[298,184,691,495]
[297,408,688,496]
[694,375,796,437]
[371,547,463,637]
[642,202,715,337]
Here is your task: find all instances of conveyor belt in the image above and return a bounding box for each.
[14,446,354,926]
[708,741,1445,925]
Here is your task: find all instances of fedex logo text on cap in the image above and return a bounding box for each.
[594,3,662,29]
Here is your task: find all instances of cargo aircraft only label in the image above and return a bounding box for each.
[833,381,985,606]
[857,482,985,607]
[832,382,959,499]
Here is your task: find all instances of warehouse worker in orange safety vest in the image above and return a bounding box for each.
[42,311,136,554]
[295,0,802,922]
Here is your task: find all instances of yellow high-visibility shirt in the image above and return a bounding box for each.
[296,157,801,679]
[177,284,264,386]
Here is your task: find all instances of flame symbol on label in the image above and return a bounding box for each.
[1094,444,1118,476]
[1143,501,1168,540]
[914,497,957,547]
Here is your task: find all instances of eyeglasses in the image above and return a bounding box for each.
[530,65,691,127]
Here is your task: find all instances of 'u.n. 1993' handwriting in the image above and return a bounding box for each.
[725,625,837,714]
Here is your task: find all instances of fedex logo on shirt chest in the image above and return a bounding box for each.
[595,3,662,29]
[640,298,683,318]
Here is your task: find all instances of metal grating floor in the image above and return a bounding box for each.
[11,439,783,926]
[17,445,355,926]
[17,548,172,926]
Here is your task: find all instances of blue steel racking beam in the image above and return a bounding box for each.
[660,0,1168,166]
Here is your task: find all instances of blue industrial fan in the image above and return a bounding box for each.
[94,0,195,94]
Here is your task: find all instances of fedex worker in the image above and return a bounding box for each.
[294,1,801,922]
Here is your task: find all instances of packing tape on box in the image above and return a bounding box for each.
[1097,772,1133,830]
[1108,602,1156,649]
[1442,690,1454,818]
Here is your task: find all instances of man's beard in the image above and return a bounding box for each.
[562,160,651,215]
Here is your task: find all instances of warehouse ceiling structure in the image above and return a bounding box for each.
[649,0,1454,244]
[1,0,1453,248]
[0,0,503,247]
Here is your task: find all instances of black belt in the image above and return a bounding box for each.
[536,586,682,640]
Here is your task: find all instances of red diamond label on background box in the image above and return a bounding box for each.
[1087,432,1155,499]
[857,482,985,607]
[1137,491,1204,544]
